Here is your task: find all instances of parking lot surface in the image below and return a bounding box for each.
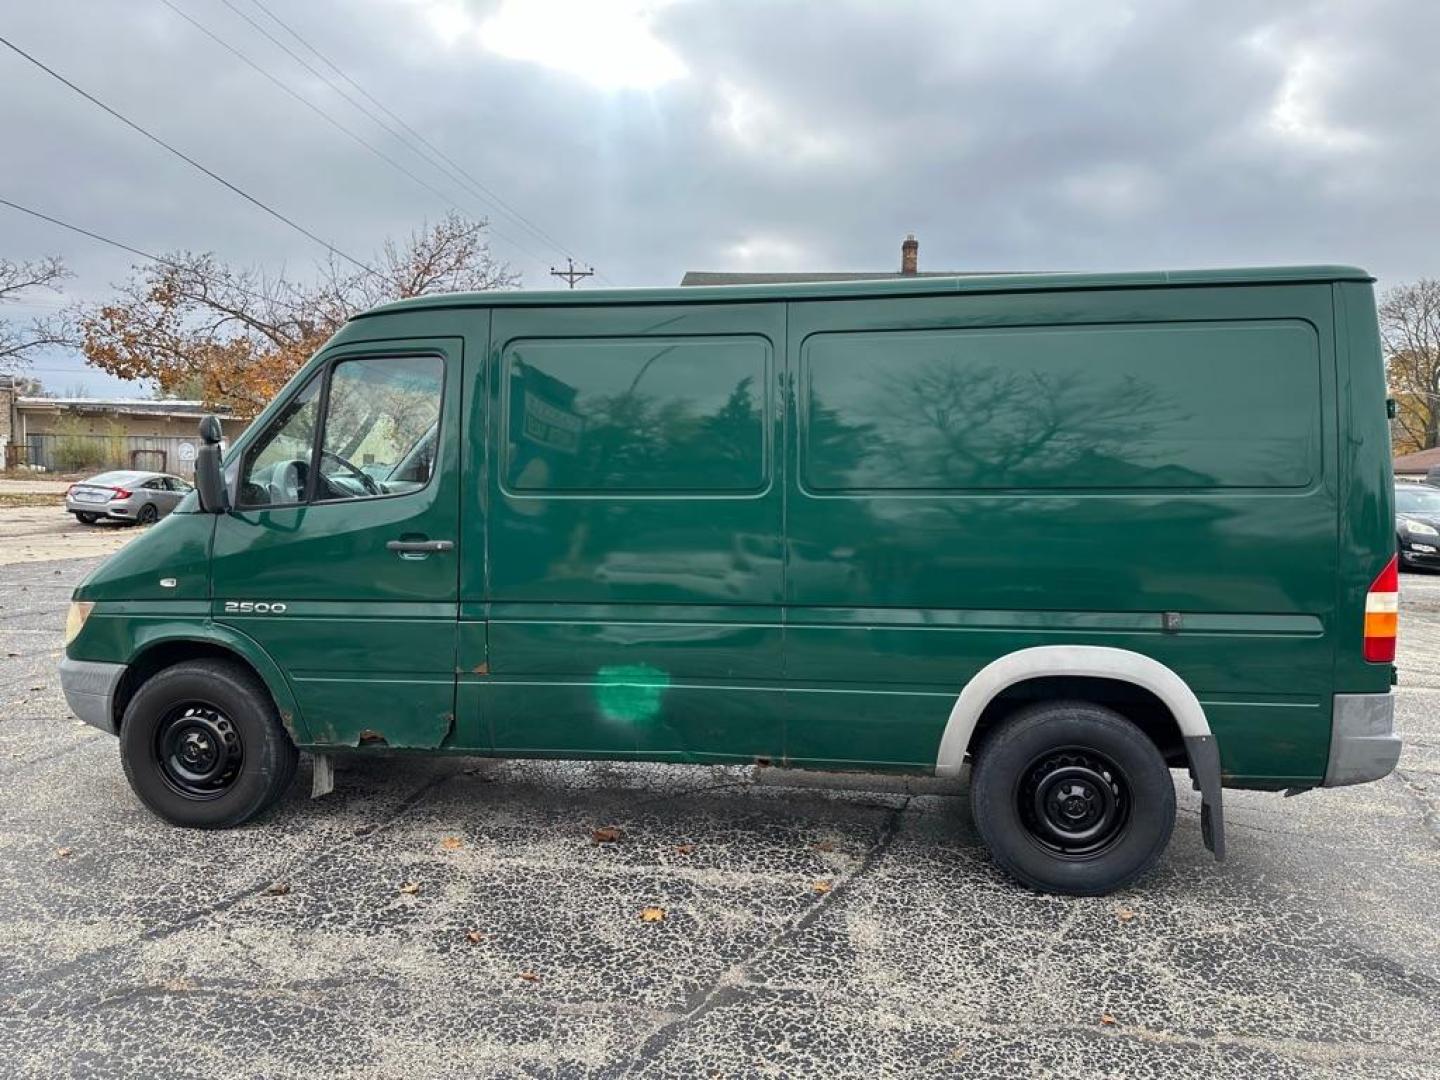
[0,504,144,566]
[1,553,1438,1079]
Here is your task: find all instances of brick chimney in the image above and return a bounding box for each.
[900,233,918,275]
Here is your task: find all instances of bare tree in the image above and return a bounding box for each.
[81,213,518,415]
[1380,279,1440,454]
[0,255,72,372]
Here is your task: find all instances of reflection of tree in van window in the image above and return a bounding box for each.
[508,340,765,492]
[806,325,1322,491]
[807,357,1188,489]
[881,360,1183,488]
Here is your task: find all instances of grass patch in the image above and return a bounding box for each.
[0,493,63,508]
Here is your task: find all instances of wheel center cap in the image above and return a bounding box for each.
[181,732,212,764]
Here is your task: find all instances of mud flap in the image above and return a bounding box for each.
[311,753,335,799]
[1183,734,1225,861]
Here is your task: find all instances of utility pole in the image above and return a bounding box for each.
[549,257,595,289]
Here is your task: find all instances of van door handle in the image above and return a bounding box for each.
[386,539,454,554]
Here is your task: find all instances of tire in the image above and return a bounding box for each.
[970,701,1175,896]
[73,512,99,525]
[119,659,298,828]
[136,503,159,525]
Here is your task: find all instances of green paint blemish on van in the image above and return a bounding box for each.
[595,665,671,724]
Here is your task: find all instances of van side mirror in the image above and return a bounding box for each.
[194,414,229,514]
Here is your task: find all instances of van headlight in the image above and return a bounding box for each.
[1406,519,1439,537]
[64,601,94,647]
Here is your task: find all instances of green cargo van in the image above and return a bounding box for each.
[58,266,1402,895]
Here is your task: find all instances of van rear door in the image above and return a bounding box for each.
[212,338,462,749]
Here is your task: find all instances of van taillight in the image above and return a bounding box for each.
[1363,554,1398,663]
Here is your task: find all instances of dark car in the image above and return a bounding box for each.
[1395,482,1440,570]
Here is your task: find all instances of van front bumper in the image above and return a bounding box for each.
[1323,693,1402,787]
[58,657,125,735]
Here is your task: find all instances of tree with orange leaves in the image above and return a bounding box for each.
[81,213,517,415]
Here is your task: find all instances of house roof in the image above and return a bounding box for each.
[679,270,982,286]
[1393,447,1440,473]
[358,265,1373,317]
[15,397,237,420]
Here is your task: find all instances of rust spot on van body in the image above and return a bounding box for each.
[472,662,489,675]
[358,729,388,746]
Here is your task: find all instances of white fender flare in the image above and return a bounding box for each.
[935,644,1225,859]
[935,645,1211,777]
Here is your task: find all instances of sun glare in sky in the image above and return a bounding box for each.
[411,0,688,91]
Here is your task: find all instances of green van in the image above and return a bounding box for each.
[58,266,1401,895]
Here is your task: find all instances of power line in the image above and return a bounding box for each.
[238,0,594,272]
[0,33,378,277]
[155,0,549,271]
[248,0,577,261]
[0,195,302,309]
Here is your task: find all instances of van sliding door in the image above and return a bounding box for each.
[471,302,786,762]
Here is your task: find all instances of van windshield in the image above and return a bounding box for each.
[1396,486,1440,515]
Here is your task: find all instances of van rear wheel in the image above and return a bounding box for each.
[970,701,1175,895]
[119,659,298,828]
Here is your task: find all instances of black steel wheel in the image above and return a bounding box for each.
[1016,747,1131,858]
[120,658,297,828]
[970,701,1175,895]
[154,703,244,799]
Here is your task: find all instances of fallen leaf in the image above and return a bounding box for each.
[811,840,837,853]
[591,826,624,844]
[399,880,422,895]
[1116,907,1137,923]
[464,929,485,944]
[1100,1014,1118,1026]
[673,843,696,856]
[518,971,541,983]
[55,847,73,859]
[640,906,667,923]
[264,881,290,896]
[812,879,833,895]
[440,836,463,852]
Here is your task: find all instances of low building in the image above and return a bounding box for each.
[2,381,248,476]
[1394,446,1440,483]
[681,234,982,286]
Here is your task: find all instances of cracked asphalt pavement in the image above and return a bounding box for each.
[1,550,1438,1078]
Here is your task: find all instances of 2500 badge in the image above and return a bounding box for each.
[222,601,288,614]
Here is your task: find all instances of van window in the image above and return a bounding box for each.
[503,336,767,493]
[802,322,1320,491]
[236,355,442,508]
[237,375,322,507]
[316,355,443,501]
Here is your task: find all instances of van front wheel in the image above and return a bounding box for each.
[970,702,1175,895]
[119,659,298,828]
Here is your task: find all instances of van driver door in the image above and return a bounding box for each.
[211,339,463,749]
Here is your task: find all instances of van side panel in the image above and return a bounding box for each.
[785,285,1341,786]
[1333,281,1395,697]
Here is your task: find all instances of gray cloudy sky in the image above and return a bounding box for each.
[2,0,1437,396]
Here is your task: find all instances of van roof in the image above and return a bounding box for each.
[357,264,1373,317]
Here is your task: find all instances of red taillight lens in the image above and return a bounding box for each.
[65,484,76,497]
[110,487,131,500]
[1363,554,1398,663]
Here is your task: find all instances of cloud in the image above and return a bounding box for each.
[1,0,1437,394]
